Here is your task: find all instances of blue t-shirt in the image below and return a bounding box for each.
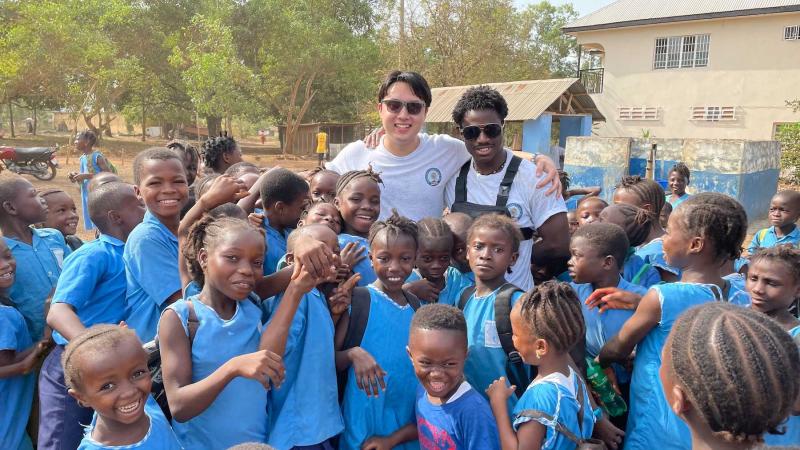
[513,368,595,450]
[406,267,473,306]
[635,238,681,277]
[461,284,527,410]
[262,215,291,276]
[78,397,181,450]
[665,192,690,207]
[340,285,419,450]
[268,288,342,448]
[78,152,104,231]
[339,234,376,286]
[415,382,500,450]
[51,234,128,345]
[6,228,71,340]
[747,225,800,254]
[163,297,268,449]
[124,211,181,343]
[0,305,35,450]
[764,325,800,446]
[622,250,660,288]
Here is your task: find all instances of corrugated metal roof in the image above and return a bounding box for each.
[426,78,605,123]
[563,0,800,32]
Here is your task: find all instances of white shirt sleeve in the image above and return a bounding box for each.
[326,140,367,174]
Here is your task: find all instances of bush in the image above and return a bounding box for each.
[777,123,800,184]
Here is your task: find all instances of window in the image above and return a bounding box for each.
[618,106,660,121]
[654,34,710,69]
[785,25,800,40]
[689,106,737,121]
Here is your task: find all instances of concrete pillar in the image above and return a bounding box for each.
[558,115,592,148]
[521,114,552,156]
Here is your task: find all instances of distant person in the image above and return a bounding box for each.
[201,133,243,175]
[316,129,329,166]
[666,162,691,207]
[68,130,113,231]
[259,129,266,145]
[748,190,800,254]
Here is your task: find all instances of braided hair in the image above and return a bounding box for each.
[615,175,666,216]
[183,215,264,287]
[669,162,691,183]
[201,133,238,173]
[599,203,653,248]
[335,167,383,197]
[417,217,454,251]
[368,209,418,250]
[673,192,748,262]
[517,280,585,353]
[666,302,800,444]
[62,324,142,390]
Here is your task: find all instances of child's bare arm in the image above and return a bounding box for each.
[487,378,520,450]
[599,290,661,367]
[0,342,47,378]
[46,303,85,343]
[362,424,418,450]
[566,187,601,198]
[258,268,319,357]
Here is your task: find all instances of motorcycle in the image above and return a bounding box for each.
[0,145,59,180]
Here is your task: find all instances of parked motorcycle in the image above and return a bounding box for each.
[0,145,59,180]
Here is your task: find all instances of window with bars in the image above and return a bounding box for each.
[689,106,737,121]
[618,106,660,121]
[786,25,800,40]
[654,34,710,69]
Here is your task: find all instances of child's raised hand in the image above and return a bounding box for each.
[339,242,367,269]
[403,279,441,303]
[231,349,285,390]
[248,212,264,228]
[486,377,515,406]
[361,436,393,450]
[585,287,642,313]
[594,416,625,450]
[362,127,385,150]
[350,347,386,397]
[291,263,324,293]
[200,175,248,211]
[291,238,338,281]
[328,273,361,316]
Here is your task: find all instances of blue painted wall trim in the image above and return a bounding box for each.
[558,115,592,148]
[522,115,552,155]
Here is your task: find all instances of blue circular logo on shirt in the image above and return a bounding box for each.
[507,203,523,220]
[425,168,442,186]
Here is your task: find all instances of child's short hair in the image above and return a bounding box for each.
[667,302,800,443]
[517,281,584,353]
[286,223,335,255]
[599,203,653,247]
[39,188,67,199]
[76,130,97,146]
[133,147,184,186]
[335,167,383,198]
[773,189,800,209]
[225,161,259,178]
[576,196,608,209]
[467,214,522,253]
[669,162,691,182]
[208,203,247,220]
[87,181,134,230]
[183,216,262,287]
[417,217,454,249]
[749,244,800,284]
[572,222,629,268]
[0,175,27,207]
[451,85,509,127]
[615,175,666,216]
[411,304,467,341]
[194,174,220,199]
[201,134,238,173]
[62,324,140,390]
[259,168,309,209]
[442,212,473,239]
[87,172,122,192]
[378,71,432,107]
[674,192,747,262]
[368,209,418,249]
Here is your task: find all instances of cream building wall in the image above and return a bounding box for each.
[571,12,800,140]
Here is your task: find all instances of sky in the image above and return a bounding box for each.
[514,0,615,17]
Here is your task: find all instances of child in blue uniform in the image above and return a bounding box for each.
[405,218,470,305]
[334,169,381,287]
[307,167,340,203]
[0,238,49,450]
[487,281,595,450]
[408,304,500,449]
[336,212,421,450]
[68,130,113,231]
[0,175,71,341]
[442,212,474,284]
[40,182,145,450]
[660,303,800,450]
[599,193,751,450]
[61,325,181,450]
[40,189,83,251]
[124,148,189,342]
[599,204,660,288]
[746,245,800,445]
[158,215,320,449]
[257,168,310,276]
[665,162,691,207]
[747,190,800,254]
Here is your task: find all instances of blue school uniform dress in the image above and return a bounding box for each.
[78,152,104,231]
[461,285,526,409]
[415,382,500,450]
[747,225,800,254]
[5,229,71,340]
[666,193,690,207]
[625,282,749,450]
[268,288,342,449]
[338,234,376,287]
[513,368,595,450]
[340,285,419,450]
[262,216,291,276]
[0,305,35,450]
[634,238,681,279]
[764,325,800,446]
[406,267,472,306]
[165,297,268,449]
[124,211,181,343]
[77,397,182,450]
[622,250,660,288]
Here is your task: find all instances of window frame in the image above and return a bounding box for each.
[654,34,710,69]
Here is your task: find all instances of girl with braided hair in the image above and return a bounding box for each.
[334,168,382,287]
[201,133,242,174]
[666,162,691,207]
[660,303,800,449]
[599,203,661,288]
[599,193,751,450]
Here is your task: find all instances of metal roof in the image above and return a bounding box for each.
[563,0,800,32]
[426,78,605,123]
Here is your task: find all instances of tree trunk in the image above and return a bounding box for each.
[84,113,99,134]
[206,116,222,138]
[103,112,113,137]
[141,97,146,142]
[225,112,232,135]
[8,101,15,137]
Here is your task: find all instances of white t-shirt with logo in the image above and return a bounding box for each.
[327,133,469,221]
[445,150,567,291]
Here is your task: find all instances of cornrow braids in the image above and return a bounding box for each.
[183,215,263,287]
[166,140,200,165]
[750,244,800,284]
[417,217,454,250]
[599,203,653,248]
[615,175,666,216]
[306,166,338,182]
[674,192,747,262]
[467,214,523,253]
[201,133,238,173]
[517,280,585,353]
[667,302,800,444]
[335,166,383,197]
[670,162,691,183]
[558,170,571,192]
[368,209,418,250]
[62,324,140,390]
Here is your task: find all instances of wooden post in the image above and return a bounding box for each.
[645,143,657,180]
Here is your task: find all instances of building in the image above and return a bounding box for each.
[563,0,800,140]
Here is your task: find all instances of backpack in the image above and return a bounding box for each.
[144,299,199,421]
[88,151,118,175]
[450,155,535,240]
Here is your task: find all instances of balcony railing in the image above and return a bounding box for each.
[579,68,604,94]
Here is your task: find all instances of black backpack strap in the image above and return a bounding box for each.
[342,287,371,350]
[457,286,477,310]
[494,283,529,398]
[454,160,471,204]
[496,155,522,208]
[185,298,199,344]
[519,227,535,241]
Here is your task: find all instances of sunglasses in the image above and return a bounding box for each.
[460,123,503,141]
[380,99,426,115]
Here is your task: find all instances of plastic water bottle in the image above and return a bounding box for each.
[585,358,627,417]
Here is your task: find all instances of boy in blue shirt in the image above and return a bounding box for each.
[257,168,309,276]
[124,147,189,342]
[38,182,146,450]
[748,190,800,254]
[0,175,71,341]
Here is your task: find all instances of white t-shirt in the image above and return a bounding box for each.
[326,133,469,221]
[445,150,567,291]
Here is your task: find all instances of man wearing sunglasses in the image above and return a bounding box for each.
[327,71,561,223]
